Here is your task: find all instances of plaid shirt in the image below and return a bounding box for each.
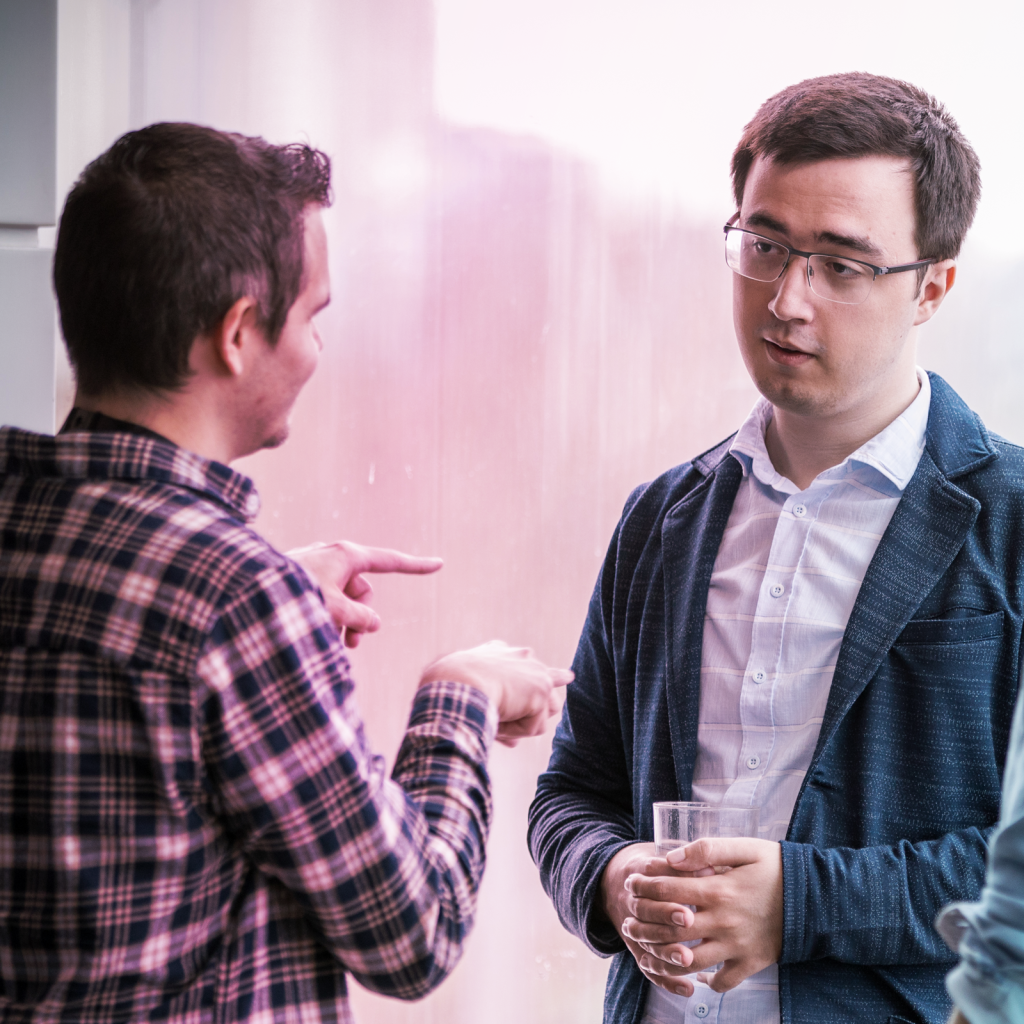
[0,413,497,1024]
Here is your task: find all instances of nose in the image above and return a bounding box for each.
[768,255,815,322]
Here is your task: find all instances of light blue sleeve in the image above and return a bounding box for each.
[937,684,1024,1024]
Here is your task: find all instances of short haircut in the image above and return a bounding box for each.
[53,123,332,395]
[731,73,980,262]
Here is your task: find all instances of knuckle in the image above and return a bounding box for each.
[648,879,671,902]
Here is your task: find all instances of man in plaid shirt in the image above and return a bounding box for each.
[0,123,570,1023]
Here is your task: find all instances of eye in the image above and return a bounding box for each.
[744,236,785,260]
[821,257,868,279]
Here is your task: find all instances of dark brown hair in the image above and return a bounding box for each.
[53,122,331,395]
[732,73,980,262]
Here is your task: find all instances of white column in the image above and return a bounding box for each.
[0,0,58,433]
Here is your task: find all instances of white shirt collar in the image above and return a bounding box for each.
[729,368,931,496]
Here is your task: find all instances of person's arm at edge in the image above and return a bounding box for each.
[940,682,1024,1024]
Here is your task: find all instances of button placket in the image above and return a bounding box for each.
[734,483,810,811]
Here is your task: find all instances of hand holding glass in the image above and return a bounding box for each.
[652,801,760,970]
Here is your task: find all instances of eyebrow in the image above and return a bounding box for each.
[744,211,886,262]
[814,230,884,261]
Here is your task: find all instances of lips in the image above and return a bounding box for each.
[763,337,814,366]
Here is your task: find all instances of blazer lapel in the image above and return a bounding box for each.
[662,453,743,797]
[810,448,982,767]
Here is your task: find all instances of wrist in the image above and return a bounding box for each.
[600,843,644,932]
[419,655,501,708]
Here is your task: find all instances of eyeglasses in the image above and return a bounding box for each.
[723,224,935,305]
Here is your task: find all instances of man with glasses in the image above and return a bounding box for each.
[530,73,1022,1024]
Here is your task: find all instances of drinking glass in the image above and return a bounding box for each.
[652,801,760,969]
[653,801,760,854]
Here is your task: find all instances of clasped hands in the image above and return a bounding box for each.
[602,837,784,998]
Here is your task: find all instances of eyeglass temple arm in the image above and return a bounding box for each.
[875,258,936,275]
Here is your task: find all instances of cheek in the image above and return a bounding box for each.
[288,329,320,384]
[848,296,914,358]
[302,336,320,377]
[732,279,772,361]
[732,279,757,342]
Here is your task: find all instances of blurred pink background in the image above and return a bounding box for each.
[235,22,752,1019]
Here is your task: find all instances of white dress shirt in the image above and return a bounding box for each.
[643,369,931,1024]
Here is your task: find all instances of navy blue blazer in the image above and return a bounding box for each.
[529,375,1024,1024]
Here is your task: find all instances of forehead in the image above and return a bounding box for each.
[740,154,917,255]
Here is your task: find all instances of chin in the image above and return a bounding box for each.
[260,428,290,450]
[751,371,837,418]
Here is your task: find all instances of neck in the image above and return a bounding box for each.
[74,387,240,464]
[763,370,922,491]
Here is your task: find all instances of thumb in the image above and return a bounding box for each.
[704,960,748,994]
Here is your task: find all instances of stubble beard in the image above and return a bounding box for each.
[260,424,290,450]
[752,369,843,419]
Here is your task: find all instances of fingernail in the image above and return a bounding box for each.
[666,847,687,866]
[671,952,683,965]
[671,911,687,926]
[674,985,689,997]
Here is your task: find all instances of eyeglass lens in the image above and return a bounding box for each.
[725,229,875,305]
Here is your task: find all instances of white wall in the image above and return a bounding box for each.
[0,0,58,433]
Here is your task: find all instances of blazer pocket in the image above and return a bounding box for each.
[895,610,1004,646]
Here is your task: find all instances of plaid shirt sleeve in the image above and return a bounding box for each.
[195,559,497,999]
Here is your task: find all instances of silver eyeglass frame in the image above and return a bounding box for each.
[723,222,936,305]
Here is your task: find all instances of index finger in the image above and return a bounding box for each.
[351,546,444,575]
[550,668,574,688]
[627,872,711,908]
[665,837,764,872]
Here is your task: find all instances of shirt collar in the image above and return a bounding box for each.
[2,410,261,522]
[729,367,931,495]
[59,406,171,444]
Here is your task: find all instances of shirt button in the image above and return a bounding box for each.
[746,754,761,770]
[769,583,785,598]
[793,504,807,517]
[752,669,766,683]
[694,1003,709,1018]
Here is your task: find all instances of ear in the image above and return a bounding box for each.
[913,260,956,327]
[208,297,261,377]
